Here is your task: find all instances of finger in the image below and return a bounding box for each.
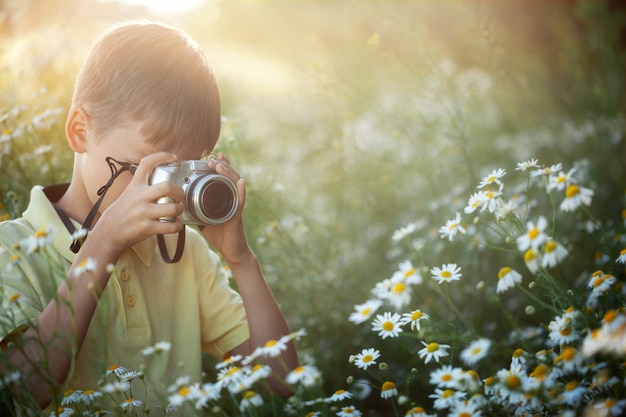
[145,181,185,204]
[236,178,247,214]
[133,152,178,183]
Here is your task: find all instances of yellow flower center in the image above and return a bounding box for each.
[498,267,512,280]
[383,321,394,331]
[544,241,557,253]
[524,249,537,262]
[441,389,455,399]
[392,282,406,294]
[411,310,423,320]
[559,326,572,336]
[441,374,452,382]
[361,307,371,317]
[362,354,373,363]
[528,227,539,240]
[35,227,48,239]
[293,366,305,374]
[562,347,575,361]
[441,271,452,278]
[507,375,521,389]
[460,413,471,417]
[382,381,396,391]
[565,381,578,391]
[565,184,580,198]
[404,267,416,278]
[243,390,257,399]
[9,293,20,303]
[484,376,495,386]
[512,348,524,358]
[265,339,278,347]
[427,342,439,352]
[530,365,547,379]
[83,390,95,395]
[604,310,618,323]
[178,387,190,397]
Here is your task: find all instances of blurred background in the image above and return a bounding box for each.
[1,0,625,413]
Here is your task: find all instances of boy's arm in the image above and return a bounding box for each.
[1,152,184,409]
[202,154,298,396]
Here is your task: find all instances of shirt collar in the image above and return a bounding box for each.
[23,184,156,266]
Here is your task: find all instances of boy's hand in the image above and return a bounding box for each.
[201,152,252,266]
[92,152,185,259]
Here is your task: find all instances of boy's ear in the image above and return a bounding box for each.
[65,106,90,153]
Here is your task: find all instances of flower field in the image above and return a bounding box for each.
[1,0,625,416]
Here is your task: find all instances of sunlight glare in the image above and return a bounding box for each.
[101,0,207,15]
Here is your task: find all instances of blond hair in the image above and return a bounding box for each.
[72,20,221,158]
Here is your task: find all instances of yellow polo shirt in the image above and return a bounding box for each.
[0,185,249,413]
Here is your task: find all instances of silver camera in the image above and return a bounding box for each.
[149,160,238,225]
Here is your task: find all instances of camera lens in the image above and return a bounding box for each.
[188,174,238,224]
[200,181,235,219]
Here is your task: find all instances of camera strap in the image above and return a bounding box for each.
[65,156,185,264]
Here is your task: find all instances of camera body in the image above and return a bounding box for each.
[149,160,238,225]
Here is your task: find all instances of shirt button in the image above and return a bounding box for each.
[120,270,130,282]
[127,296,136,307]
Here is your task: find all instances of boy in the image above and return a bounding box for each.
[0,20,297,413]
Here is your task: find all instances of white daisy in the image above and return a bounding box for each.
[477,168,506,189]
[496,267,522,293]
[394,260,422,285]
[326,389,353,403]
[285,365,321,387]
[142,340,172,356]
[19,225,57,254]
[349,299,382,325]
[73,256,98,278]
[429,365,465,389]
[380,381,398,399]
[546,167,576,192]
[615,248,626,264]
[400,309,430,331]
[516,216,549,251]
[353,348,380,370]
[429,388,466,410]
[560,184,594,212]
[523,248,541,274]
[515,159,540,171]
[531,163,562,177]
[418,341,450,364]
[541,239,569,268]
[371,312,403,339]
[430,263,462,284]
[337,405,362,417]
[239,390,263,411]
[119,398,142,409]
[464,191,487,214]
[460,338,492,366]
[438,212,466,241]
[391,222,418,241]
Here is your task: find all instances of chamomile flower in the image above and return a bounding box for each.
[477,168,506,189]
[400,309,430,331]
[371,312,403,339]
[349,299,382,325]
[20,225,57,254]
[460,338,492,366]
[496,266,522,294]
[326,389,353,402]
[49,407,74,417]
[546,167,576,192]
[429,365,465,389]
[430,263,462,284]
[439,212,466,241]
[557,380,587,406]
[592,398,626,417]
[101,380,130,393]
[119,398,142,409]
[429,388,466,410]
[418,341,450,364]
[353,348,380,370]
[394,260,422,285]
[560,183,594,212]
[464,191,487,214]
[515,159,540,171]
[531,163,562,177]
[168,385,193,407]
[548,314,580,346]
[239,390,263,411]
[380,381,398,399]
[404,406,435,417]
[523,248,541,274]
[541,239,569,268]
[142,340,172,356]
[448,401,481,417]
[373,277,412,310]
[516,216,549,251]
[255,337,289,358]
[285,365,321,387]
[616,248,626,264]
[392,222,418,241]
[73,256,97,278]
[337,405,362,417]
